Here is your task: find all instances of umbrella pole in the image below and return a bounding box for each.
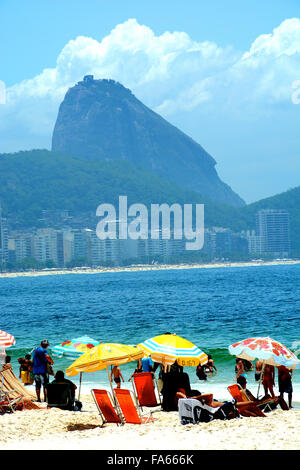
[257,361,265,399]
[107,366,116,404]
[78,372,82,401]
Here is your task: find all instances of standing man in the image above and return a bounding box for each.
[32,339,54,402]
[278,365,293,409]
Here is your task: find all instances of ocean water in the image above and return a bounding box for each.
[1,264,299,406]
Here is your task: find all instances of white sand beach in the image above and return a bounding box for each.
[1,259,299,279]
[0,394,299,450]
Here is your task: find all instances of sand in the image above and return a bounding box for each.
[0,394,299,450]
[1,260,299,279]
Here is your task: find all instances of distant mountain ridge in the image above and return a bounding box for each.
[52,75,245,208]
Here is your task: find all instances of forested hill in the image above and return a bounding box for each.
[0,149,299,254]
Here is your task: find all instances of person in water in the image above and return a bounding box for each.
[206,355,217,373]
[111,365,124,389]
[235,359,247,381]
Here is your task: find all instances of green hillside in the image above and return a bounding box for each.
[0,149,299,255]
[0,149,236,227]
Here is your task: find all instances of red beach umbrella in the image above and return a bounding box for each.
[0,330,15,348]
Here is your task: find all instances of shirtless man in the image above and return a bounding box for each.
[262,364,275,398]
[278,365,293,408]
[111,365,124,389]
[255,360,263,382]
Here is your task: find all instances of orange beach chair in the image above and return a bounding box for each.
[132,372,161,408]
[114,389,153,424]
[227,385,266,417]
[91,389,123,425]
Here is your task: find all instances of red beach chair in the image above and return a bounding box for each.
[91,389,123,425]
[114,389,153,424]
[227,385,266,417]
[132,372,161,408]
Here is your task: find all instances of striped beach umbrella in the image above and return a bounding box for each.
[0,330,15,348]
[228,336,300,369]
[138,333,208,367]
[51,336,100,359]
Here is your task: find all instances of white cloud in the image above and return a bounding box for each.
[1,17,300,152]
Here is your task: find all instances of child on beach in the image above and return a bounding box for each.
[111,365,124,388]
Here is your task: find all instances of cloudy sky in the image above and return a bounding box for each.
[1,0,300,203]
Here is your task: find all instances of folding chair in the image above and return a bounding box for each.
[0,390,24,413]
[228,384,278,412]
[114,388,153,424]
[227,385,266,417]
[91,389,123,425]
[132,372,161,410]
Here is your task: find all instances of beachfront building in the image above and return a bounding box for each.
[256,209,290,258]
[8,234,32,262]
[0,210,9,264]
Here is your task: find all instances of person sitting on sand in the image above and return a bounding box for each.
[236,374,288,410]
[262,364,275,398]
[51,370,77,407]
[278,365,293,409]
[111,365,124,389]
[162,363,201,411]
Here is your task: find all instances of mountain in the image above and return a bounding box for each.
[52,75,245,208]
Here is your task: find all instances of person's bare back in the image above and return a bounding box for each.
[111,366,124,388]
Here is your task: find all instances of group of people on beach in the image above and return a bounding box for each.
[1,338,295,413]
[235,357,293,408]
[13,339,77,408]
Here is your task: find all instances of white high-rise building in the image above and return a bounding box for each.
[256,210,290,258]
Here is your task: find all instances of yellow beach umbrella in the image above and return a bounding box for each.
[66,343,144,376]
[66,343,144,398]
[138,333,208,367]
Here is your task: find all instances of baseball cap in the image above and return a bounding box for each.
[41,339,50,346]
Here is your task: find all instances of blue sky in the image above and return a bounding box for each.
[1,0,300,203]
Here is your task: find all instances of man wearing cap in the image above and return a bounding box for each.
[32,339,54,402]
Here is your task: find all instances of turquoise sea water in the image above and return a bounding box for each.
[1,264,299,406]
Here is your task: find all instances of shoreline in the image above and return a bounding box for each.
[0,259,299,279]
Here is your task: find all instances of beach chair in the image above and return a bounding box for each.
[46,383,74,410]
[0,390,24,413]
[91,389,123,425]
[114,389,153,424]
[228,384,279,413]
[132,372,161,409]
[227,385,266,417]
